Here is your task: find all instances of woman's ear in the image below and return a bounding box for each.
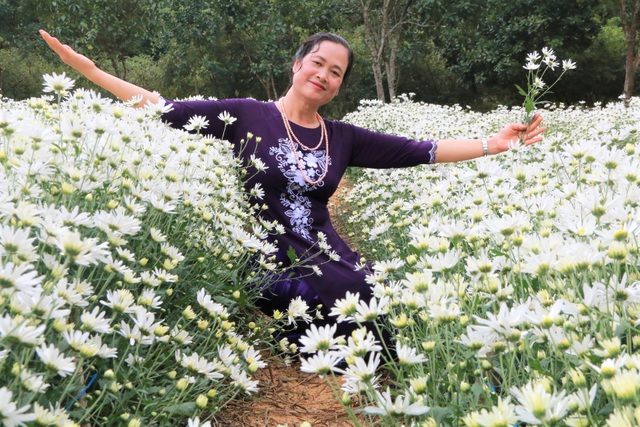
[292,59,302,74]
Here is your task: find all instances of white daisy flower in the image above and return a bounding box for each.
[42,72,75,94]
[364,387,430,416]
[0,386,36,427]
[35,344,76,377]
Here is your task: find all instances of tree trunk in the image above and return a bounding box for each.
[359,0,390,102]
[619,0,640,106]
[372,60,386,101]
[385,32,400,100]
[623,40,640,105]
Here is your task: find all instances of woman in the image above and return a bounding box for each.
[40,30,545,347]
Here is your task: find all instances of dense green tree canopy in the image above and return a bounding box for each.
[0,0,634,113]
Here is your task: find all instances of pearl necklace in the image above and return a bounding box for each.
[276,99,329,186]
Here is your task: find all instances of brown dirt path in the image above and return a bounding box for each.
[213,358,362,427]
[213,176,365,427]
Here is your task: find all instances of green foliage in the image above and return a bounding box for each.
[564,17,627,103]
[0,47,67,99]
[433,0,602,108]
[2,0,637,110]
[21,0,168,78]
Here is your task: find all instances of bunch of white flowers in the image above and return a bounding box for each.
[302,94,640,426]
[0,74,282,426]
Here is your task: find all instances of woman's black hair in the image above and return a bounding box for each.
[293,33,354,86]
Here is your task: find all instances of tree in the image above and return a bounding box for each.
[346,0,431,102]
[20,0,167,79]
[158,0,346,102]
[433,0,601,107]
[614,0,640,104]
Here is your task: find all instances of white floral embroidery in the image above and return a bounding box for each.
[269,138,331,241]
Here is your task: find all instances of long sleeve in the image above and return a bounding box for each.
[331,121,437,168]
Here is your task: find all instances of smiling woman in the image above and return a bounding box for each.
[40,29,545,359]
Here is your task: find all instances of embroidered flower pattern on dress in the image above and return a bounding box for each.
[269,138,331,241]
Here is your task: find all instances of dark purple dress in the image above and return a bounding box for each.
[162,98,437,341]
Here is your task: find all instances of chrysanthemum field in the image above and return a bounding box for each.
[0,77,286,427]
[2,74,640,427]
[318,95,640,426]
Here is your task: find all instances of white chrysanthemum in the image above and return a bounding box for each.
[230,365,259,394]
[0,314,46,345]
[299,323,341,353]
[35,344,76,377]
[286,296,312,325]
[11,292,70,320]
[187,416,212,427]
[101,289,136,313]
[176,351,224,380]
[470,397,518,427]
[0,225,38,263]
[0,386,36,427]
[334,327,382,359]
[217,111,237,125]
[42,72,75,93]
[0,261,43,295]
[354,296,389,323]
[32,402,70,427]
[364,387,430,417]
[19,368,50,394]
[52,229,110,266]
[300,351,341,377]
[94,207,142,236]
[396,342,428,365]
[338,352,381,393]
[137,288,163,309]
[329,291,361,323]
[184,115,209,132]
[117,322,154,346]
[510,381,571,425]
[80,307,111,334]
[197,288,229,318]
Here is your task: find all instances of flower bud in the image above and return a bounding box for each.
[183,305,196,320]
[196,394,209,409]
[197,319,209,330]
[176,377,190,391]
[421,341,436,352]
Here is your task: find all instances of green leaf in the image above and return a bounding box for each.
[525,97,535,113]
[514,84,528,97]
[429,406,453,424]
[287,246,297,263]
[165,402,196,416]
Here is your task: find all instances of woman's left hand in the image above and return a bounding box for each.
[491,114,546,154]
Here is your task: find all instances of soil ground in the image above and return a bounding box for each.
[213,177,361,427]
[213,357,364,427]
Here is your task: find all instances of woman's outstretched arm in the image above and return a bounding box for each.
[40,29,160,106]
[435,114,546,163]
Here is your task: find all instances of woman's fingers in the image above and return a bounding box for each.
[523,126,547,145]
[40,30,70,60]
[528,114,544,131]
[40,29,95,73]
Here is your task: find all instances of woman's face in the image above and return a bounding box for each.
[292,41,349,107]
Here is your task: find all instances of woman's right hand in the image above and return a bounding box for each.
[40,29,96,75]
[39,29,160,106]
